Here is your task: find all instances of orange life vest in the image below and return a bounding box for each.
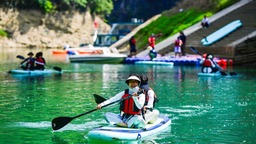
[36,57,45,66]
[203,59,213,67]
[119,89,140,115]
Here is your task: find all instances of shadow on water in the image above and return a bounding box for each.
[1,48,256,144]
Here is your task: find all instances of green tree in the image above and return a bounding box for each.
[87,0,113,16]
[0,0,113,18]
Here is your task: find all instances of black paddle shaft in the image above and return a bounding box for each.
[16,55,62,72]
[51,95,134,130]
[190,47,202,56]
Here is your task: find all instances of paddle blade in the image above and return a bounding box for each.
[53,66,62,72]
[220,71,228,76]
[51,116,74,130]
[93,94,107,104]
[229,72,237,76]
[16,55,25,59]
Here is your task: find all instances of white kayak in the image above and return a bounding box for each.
[10,69,62,75]
[135,61,174,66]
[88,115,171,141]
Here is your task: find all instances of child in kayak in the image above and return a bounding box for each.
[35,52,46,70]
[20,52,35,70]
[140,75,159,124]
[96,74,146,128]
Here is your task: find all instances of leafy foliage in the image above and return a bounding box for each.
[87,0,113,16]
[38,0,54,13]
[0,0,113,18]
[0,29,8,37]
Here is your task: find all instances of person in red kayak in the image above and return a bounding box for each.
[35,52,46,70]
[201,54,222,73]
[96,74,146,128]
[20,52,35,70]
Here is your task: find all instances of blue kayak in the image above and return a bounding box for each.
[198,72,221,77]
[10,69,62,75]
[135,61,174,66]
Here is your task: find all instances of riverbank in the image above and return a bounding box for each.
[0,9,110,48]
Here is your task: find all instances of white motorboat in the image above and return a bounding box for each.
[68,47,127,64]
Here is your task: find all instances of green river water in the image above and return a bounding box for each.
[0,48,256,144]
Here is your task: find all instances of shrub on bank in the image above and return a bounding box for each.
[0,29,7,37]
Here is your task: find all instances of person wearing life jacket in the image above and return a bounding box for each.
[174,37,183,58]
[96,74,146,128]
[140,75,159,124]
[201,54,222,73]
[35,52,46,70]
[20,52,35,70]
[148,33,156,49]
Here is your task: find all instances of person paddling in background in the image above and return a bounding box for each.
[96,74,146,128]
[140,75,159,124]
[35,52,46,70]
[201,54,223,73]
[20,52,35,70]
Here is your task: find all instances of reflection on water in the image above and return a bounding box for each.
[0,48,256,143]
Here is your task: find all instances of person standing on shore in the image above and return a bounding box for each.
[129,36,137,57]
[174,37,183,58]
[148,34,156,49]
[179,31,186,56]
[201,15,210,28]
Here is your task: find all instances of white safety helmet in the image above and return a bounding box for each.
[125,74,141,85]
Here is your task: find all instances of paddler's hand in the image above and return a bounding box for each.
[96,104,102,109]
[132,92,139,97]
[132,89,144,97]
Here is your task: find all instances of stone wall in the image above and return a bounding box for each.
[0,8,110,48]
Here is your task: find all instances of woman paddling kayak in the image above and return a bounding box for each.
[96,74,146,128]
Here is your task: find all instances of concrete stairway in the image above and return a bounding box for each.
[135,0,256,58]
[187,0,256,49]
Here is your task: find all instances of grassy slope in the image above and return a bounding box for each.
[133,0,239,52]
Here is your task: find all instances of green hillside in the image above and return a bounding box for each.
[134,0,239,51]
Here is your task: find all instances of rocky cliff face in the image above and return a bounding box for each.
[0,8,110,48]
